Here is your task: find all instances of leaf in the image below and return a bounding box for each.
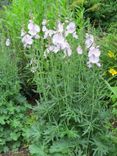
[86,3,101,12]
[29,144,46,156]
[49,139,75,154]
[110,87,117,97]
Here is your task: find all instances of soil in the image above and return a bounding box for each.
[0,149,30,156]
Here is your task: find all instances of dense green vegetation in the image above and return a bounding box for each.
[0,0,117,155]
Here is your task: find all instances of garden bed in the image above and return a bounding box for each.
[0,0,117,156]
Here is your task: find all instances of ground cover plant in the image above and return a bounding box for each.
[0,0,117,155]
[0,30,31,153]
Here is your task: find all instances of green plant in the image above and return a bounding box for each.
[18,3,116,156]
[1,0,117,155]
[0,31,31,153]
[71,0,117,32]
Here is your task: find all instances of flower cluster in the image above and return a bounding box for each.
[85,34,101,68]
[21,20,40,48]
[109,68,117,76]
[20,17,102,72]
[42,20,79,58]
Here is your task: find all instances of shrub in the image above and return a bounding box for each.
[71,0,117,32]
[0,31,30,153]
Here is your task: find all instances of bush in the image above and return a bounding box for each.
[71,0,117,32]
[0,31,30,153]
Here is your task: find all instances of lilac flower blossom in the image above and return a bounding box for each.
[87,45,101,67]
[66,22,76,34]
[28,20,40,37]
[22,34,33,48]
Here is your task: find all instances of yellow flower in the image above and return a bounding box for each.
[108,51,115,58]
[109,68,117,76]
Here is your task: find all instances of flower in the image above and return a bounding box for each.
[88,46,101,57]
[108,51,115,58]
[52,33,65,47]
[85,33,94,49]
[109,68,117,76]
[6,38,10,46]
[42,25,47,32]
[66,22,76,34]
[22,34,33,48]
[63,43,72,57]
[28,20,40,37]
[57,21,64,33]
[77,45,83,55]
[42,19,47,25]
[72,32,78,39]
[87,45,101,67]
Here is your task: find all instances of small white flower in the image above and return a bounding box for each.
[66,22,76,34]
[42,19,47,25]
[6,38,10,47]
[48,30,55,37]
[42,26,47,32]
[77,46,83,55]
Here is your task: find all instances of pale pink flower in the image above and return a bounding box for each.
[22,34,33,48]
[88,46,101,57]
[52,33,65,46]
[28,20,40,37]
[66,22,76,34]
[89,54,99,64]
[87,46,101,67]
